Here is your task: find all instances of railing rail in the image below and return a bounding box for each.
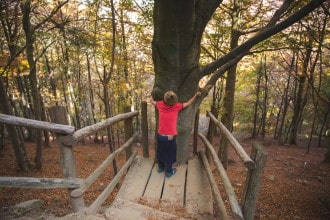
[207,112,255,169]
[62,111,138,145]
[70,134,138,198]
[199,133,243,220]
[196,111,267,220]
[86,150,138,215]
[0,113,74,134]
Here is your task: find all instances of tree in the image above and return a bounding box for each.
[20,0,68,170]
[152,0,327,164]
[0,0,30,171]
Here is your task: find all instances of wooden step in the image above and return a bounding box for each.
[108,157,214,219]
[186,157,214,218]
[106,198,188,220]
[161,164,187,206]
[115,157,154,202]
[143,163,164,202]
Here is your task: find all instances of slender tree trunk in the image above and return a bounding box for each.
[86,53,96,126]
[252,62,262,138]
[274,96,283,140]
[0,77,29,171]
[101,0,118,173]
[219,0,242,169]
[119,5,131,107]
[40,97,50,147]
[21,0,44,170]
[261,60,268,138]
[277,54,295,144]
[288,38,312,145]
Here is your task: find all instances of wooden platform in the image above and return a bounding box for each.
[105,157,213,219]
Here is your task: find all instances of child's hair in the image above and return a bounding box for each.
[164,91,178,106]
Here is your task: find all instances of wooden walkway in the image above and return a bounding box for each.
[105,156,214,220]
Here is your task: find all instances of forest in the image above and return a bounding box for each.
[1,0,329,169]
[0,0,329,218]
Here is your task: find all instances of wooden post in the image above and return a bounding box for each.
[141,101,149,157]
[206,106,217,162]
[193,108,200,155]
[241,142,267,220]
[124,106,133,160]
[48,106,85,212]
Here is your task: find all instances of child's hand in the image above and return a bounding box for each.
[196,91,201,97]
[148,96,156,106]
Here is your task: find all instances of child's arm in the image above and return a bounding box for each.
[149,95,156,106]
[183,92,201,108]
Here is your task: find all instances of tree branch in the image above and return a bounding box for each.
[200,0,326,81]
[33,0,69,31]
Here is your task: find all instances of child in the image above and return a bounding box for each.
[149,90,201,177]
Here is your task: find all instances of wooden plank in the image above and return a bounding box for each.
[143,164,165,202]
[116,157,153,201]
[106,198,186,220]
[186,157,213,216]
[161,164,186,206]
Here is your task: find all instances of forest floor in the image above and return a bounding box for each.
[0,134,329,219]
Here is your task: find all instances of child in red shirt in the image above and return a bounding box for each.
[150,91,201,177]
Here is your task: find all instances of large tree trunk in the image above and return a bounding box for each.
[152,0,219,164]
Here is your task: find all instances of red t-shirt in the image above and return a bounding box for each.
[156,101,183,135]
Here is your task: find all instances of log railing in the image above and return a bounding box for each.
[1,103,267,219]
[0,113,74,135]
[196,111,267,220]
[0,106,139,214]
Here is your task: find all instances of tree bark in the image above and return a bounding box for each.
[21,0,44,170]
[152,0,220,163]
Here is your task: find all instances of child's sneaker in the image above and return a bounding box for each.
[165,168,177,177]
[157,167,164,173]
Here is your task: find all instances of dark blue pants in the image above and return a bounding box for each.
[156,134,176,173]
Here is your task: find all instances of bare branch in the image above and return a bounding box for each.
[201,0,326,83]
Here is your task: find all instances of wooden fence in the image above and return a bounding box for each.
[0,105,140,214]
[0,102,266,219]
[195,111,267,220]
